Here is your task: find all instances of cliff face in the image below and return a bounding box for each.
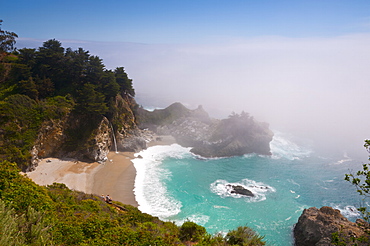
[113,95,149,152]
[136,103,273,158]
[30,113,113,170]
[30,95,142,171]
[30,100,273,169]
[31,118,69,169]
[294,206,370,246]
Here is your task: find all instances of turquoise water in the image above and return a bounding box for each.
[133,132,364,245]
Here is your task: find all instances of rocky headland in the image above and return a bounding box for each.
[294,206,370,246]
[30,98,274,171]
[136,102,274,158]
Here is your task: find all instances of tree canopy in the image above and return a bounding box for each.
[1,38,135,117]
[0,20,18,53]
[0,37,136,169]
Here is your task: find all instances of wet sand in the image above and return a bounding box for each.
[25,135,176,207]
[93,151,138,206]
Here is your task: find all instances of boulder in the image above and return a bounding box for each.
[227,184,254,197]
[294,206,370,246]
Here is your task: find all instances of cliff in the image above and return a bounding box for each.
[136,103,273,157]
[29,95,147,171]
[294,206,370,246]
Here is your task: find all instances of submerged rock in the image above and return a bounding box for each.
[294,206,370,246]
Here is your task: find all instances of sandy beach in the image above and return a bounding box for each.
[25,135,176,207]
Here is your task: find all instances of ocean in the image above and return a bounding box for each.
[132,131,365,245]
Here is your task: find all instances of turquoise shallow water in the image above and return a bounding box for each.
[133,132,364,245]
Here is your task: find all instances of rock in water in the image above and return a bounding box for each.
[136,103,274,158]
[294,206,370,246]
[227,184,255,197]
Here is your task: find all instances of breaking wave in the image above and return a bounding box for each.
[174,214,210,227]
[133,144,191,219]
[270,131,312,160]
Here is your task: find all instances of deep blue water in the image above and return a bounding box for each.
[133,132,364,245]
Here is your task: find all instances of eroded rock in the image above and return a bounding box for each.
[227,184,255,197]
[136,103,273,158]
[294,206,370,246]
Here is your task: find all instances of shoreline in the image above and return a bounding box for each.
[25,135,176,207]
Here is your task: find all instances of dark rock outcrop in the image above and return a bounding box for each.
[294,206,370,246]
[117,129,149,152]
[136,103,273,158]
[31,100,272,170]
[227,184,254,197]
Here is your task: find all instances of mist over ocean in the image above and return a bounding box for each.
[133,131,364,245]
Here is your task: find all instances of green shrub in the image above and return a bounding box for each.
[0,199,24,245]
[0,199,53,246]
[225,226,266,246]
[179,221,207,242]
[0,161,54,212]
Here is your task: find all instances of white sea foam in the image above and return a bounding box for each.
[143,106,164,112]
[331,204,361,218]
[210,179,276,202]
[192,153,227,161]
[242,153,257,158]
[133,144,191,219]
[213,205,231,209]
[287,179,301,187]
[175,214,210,226]
[270,131,312,160]
[331,152,353,165]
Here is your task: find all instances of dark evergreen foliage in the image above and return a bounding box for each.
[0,20,18,53]
[1,38,135,116]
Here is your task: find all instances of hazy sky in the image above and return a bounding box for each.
[2,0,370,157]
[3,0,370,43]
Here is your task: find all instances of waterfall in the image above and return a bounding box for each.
[110,123,118,153]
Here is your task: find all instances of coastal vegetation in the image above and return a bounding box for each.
[0,21,266,245]
[0,157,266,245]
[0,22,136,169]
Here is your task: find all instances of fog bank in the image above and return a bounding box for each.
[17,35,370,158]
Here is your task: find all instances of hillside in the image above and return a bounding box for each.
[0,39,144,171]
[0,34,266,245]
